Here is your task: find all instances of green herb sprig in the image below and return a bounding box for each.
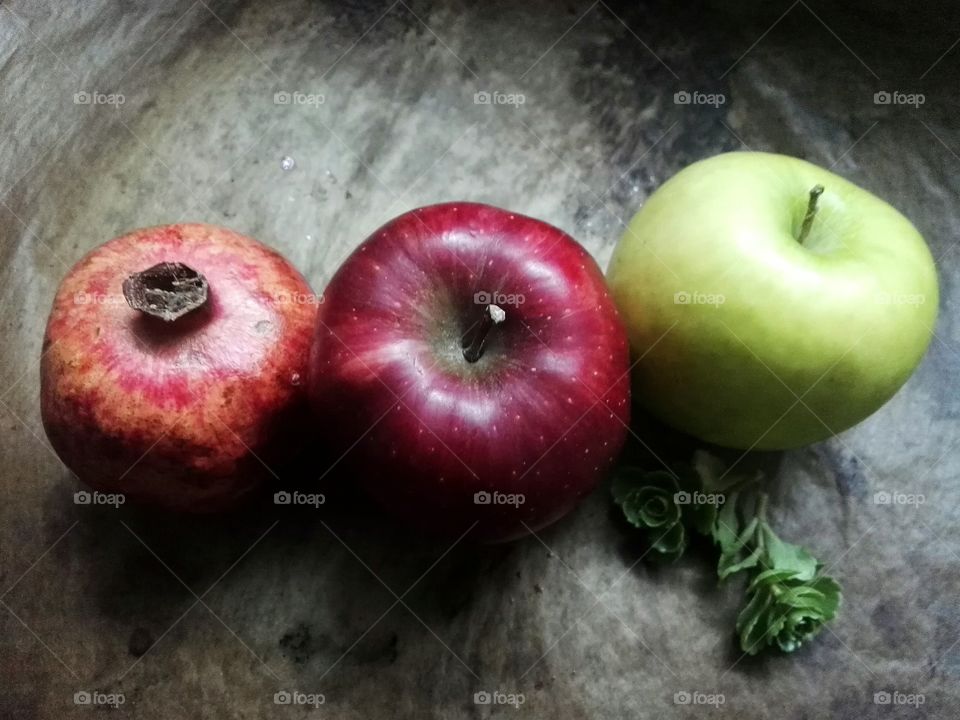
[612,451,841,656]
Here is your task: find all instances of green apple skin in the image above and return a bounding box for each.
[607,152,939,450]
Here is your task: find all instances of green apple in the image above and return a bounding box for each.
[607,152,938,450]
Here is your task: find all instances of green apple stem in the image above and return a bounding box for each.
[797,184,825,245]
[463,304,506,362]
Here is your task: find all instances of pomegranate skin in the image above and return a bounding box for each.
[40,223,317,512]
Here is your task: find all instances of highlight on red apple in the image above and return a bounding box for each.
[307,202,631,542]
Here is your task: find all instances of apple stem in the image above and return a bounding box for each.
[797,184,825,245]
[122,262,209,321]
[462,304,506,362]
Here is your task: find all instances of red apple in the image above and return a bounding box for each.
[41,223,317,512]
[308,203,630,542]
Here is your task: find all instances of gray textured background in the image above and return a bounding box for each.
[1,1,959,718]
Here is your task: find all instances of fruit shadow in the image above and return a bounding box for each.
[62,452,516,677]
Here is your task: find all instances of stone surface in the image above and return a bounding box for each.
[1,1,959,718]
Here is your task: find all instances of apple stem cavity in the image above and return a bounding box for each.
[122,261,209,321]
[797,184,825,245]
[462,303,506,363]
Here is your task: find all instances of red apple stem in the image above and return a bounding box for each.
[122,262,209,321]
[797,184,825,245]
[462,304,506,363]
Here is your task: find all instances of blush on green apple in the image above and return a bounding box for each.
[607,151,938,450]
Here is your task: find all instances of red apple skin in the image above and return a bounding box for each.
[40,223,317,512]
[308,203,630,542]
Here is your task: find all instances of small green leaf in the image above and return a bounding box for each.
[760,524,817,581]
[612,466,687,563]
[719,543,762,580]
[810,576,842,619]
[711,491,740,552]
[611,458,842,658]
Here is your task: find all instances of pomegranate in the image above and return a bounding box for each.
[40,223,317,512]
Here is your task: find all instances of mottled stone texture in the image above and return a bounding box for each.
[1,1,959,718]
